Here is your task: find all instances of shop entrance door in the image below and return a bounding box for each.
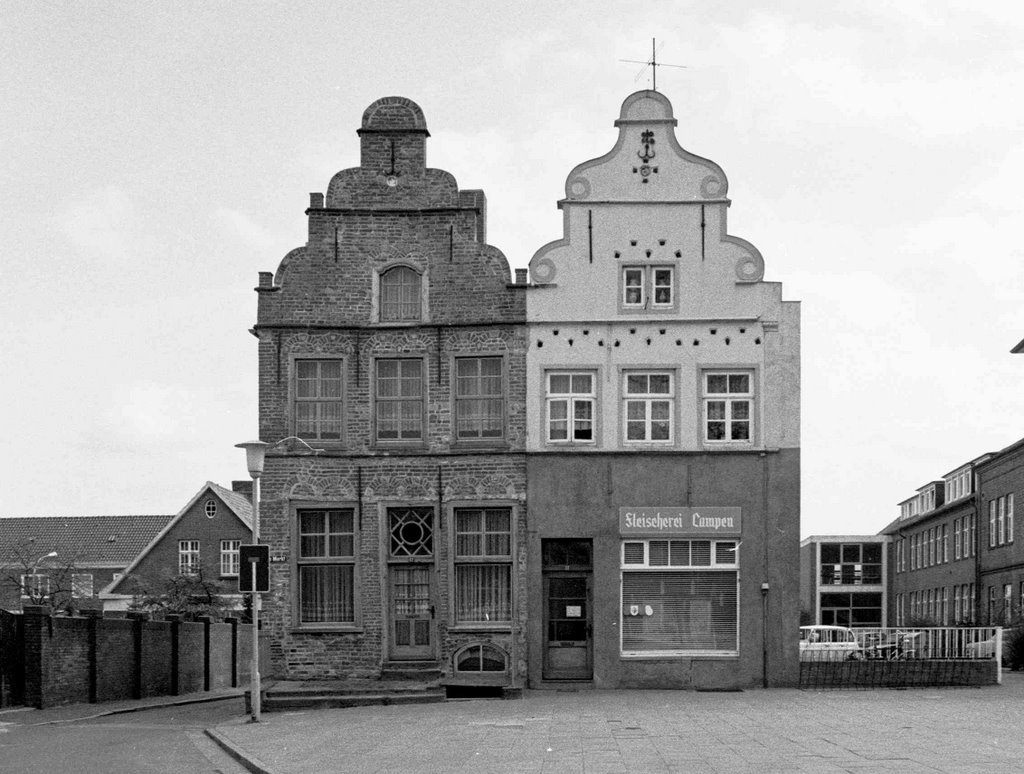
[543,574,592,679]
[542,539,593,680]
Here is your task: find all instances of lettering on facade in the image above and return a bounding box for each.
[619,507,742,536]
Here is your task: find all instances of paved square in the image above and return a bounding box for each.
[216,674,1024,773]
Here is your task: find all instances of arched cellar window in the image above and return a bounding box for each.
[454,642,508,674]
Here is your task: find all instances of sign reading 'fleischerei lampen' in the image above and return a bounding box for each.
[619,507,742,536]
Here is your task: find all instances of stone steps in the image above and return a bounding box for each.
[263,688,446,711]
[254,670,446,712]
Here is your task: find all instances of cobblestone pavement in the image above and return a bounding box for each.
[211,673,1024,773]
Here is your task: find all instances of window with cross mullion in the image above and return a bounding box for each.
[624,371,673,443]
[295,359,343,441]
[376,358,424,442]
[454,508,512,624]
[546,371,595,444]
[456,356,504,440]
[297,508,355,624]
[703,371,753,443]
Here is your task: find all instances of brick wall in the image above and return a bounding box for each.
[16,606,262,709]
[252,96,528,682]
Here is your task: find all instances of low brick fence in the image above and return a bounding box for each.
[799,659,1000,690]
[2,606,267,709]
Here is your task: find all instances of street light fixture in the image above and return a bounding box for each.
[235,439,268,723]
[28,551,58,603]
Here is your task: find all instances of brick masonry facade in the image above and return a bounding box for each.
[253,97,528,682]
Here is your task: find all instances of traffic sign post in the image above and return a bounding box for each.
[238,544,270,593]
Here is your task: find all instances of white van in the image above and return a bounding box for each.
[799,625,863,662]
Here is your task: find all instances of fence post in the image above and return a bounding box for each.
[199,616,212,692]
[21,606,50,709]
[997,627,1003,685]
[227,617,238,688]
[83,609,101,703]
[127,611,149,699]
[167,614,181,696]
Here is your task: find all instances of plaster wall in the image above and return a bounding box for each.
[526,451,800,689]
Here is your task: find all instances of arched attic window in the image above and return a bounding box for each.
[380,266,421,322]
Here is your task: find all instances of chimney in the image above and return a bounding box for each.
[232,480,254,502]
[515,268,528,285]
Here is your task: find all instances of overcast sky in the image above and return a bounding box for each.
[3,2,1022,537]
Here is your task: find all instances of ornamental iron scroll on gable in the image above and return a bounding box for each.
[633,130,659,183]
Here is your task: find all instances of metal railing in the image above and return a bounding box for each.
[798,626,1003,690]
[852,626,1002,662]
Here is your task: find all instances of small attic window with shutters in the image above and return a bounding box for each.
[205,499,217,519]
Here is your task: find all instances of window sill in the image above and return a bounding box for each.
[451,440,510,452]
[372,442,430,452]
[621,651,739,660]
[290,625,364,635]
[448,623,513,633]
[618,306,680,315]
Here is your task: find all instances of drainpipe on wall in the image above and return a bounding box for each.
[761,582,770,689]
[761,451,770,688]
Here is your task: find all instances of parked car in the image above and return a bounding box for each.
[965,633,1003,661]
[799,625,864,661]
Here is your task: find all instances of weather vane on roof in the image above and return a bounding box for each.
[620,38,687,92]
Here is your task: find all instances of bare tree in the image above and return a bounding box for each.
[0,541,84,613]
[127,568,231,621]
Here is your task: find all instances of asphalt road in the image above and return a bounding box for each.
[0,697,250,774]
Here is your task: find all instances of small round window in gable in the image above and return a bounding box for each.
[205,499,217,519]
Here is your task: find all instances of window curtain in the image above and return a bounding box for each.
[299,564,354,623]
[455,564,510,622]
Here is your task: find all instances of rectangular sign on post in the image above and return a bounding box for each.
[238,544,270,593]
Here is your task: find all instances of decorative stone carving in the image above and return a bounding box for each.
[363,473,436,501]
[700,174,727,198]
[287,463,356,500]
[531,257,557,284]
[288,332,355,355]
[445,474,519,500]
[567,176,591,200]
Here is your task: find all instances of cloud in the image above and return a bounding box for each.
[108,380,196,441]
[53,186,135,259]
[214,207,280,251]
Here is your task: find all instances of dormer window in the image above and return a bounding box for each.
[380,266,421,321]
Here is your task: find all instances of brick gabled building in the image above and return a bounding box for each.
[251,97,528,685]
[104,481,253,610]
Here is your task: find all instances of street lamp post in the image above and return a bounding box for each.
[29,551,58,604]
[236,440,268,723]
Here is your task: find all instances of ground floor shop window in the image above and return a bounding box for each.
[620,539,738,655]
